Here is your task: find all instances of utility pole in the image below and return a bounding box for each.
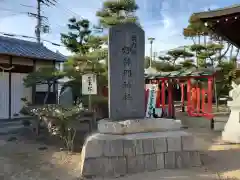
[148,37,155,68]
[36,0,41,43]
[26,0,56,43]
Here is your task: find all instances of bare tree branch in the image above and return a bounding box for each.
[219,43,231,59]
[236,48,240,57]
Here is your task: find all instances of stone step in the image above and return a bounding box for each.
[0,120,23,135]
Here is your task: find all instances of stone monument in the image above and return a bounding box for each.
[80,23,201,178]
[108,22,145,120]
[222,81,240,143]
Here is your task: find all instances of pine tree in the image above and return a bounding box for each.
[61,18,92,54]
[96,0,139,28]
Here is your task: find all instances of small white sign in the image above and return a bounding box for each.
[82,74,97,95]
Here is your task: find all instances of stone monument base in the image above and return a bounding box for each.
[80,130,201,178]
[98,118,182,134]
[222,102,240,143]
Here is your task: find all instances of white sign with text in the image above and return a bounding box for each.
[82,74,97,95]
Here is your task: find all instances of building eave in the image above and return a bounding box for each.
[0,53,65,62]
[192,5,240,49]
[193,5,240,20]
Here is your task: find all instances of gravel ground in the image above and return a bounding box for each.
[0,135,81,180]
[0,119,240,180]
[0,121,82,180]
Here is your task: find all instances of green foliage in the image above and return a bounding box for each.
[158,56,171,61]
[216,60,236,96]
[96,0,139,28]
[62,50,108,100]
[23,67,65,104]
[23,67,64,87]
[188,43,226,68]
[61,0,141,102]
[87,35,106,50]
[62,0,141,100]
[150,60,181,72]
[24,104,86,152]
[158,49,194,67]
[183,15,210,39]
[61,16,108,100]
[189,44,206,52]
[179,59,196,69]
[63,55,107,100]
[167,49,194,59]
[61,18,92,54]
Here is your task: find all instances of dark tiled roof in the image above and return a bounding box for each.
[0,36,66,62]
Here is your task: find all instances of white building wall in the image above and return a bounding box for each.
[11,73,32,118]
[0,72,9,119]
[0,55,61,119]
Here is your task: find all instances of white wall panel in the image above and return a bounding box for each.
[11,73,31,118]
[0,72,9,119]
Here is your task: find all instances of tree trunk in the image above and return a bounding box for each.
[236,48,240,57]
[213,78,218,112]
[198,35,200,45]
[204,36,206,46]
[210,59,219,112]
[43,83,52,104]
[229,45,234,60]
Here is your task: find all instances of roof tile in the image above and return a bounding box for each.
[0,36,66,62]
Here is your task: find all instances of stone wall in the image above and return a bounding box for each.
[80,131,202,178]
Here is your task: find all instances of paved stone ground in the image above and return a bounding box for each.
[0,119,240,180]
[0,121,23,135]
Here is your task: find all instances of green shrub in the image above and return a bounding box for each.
[20,104,86,152]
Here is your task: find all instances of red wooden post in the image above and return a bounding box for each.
[197,86,201,114]
[208,77,213,114]
[181,83,185,112]
[201,89,205,113]
[187,79,192,113]
[168,81,173,117]
[161,80,165,113]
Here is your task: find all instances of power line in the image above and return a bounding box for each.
[0,7,30,14]
[50,2,103,32]
[53,1,84,19]
[1,1,102,45]
[0,31,64,47]
[20,4,37,9]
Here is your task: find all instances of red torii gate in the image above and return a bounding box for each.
[145,70,215,121]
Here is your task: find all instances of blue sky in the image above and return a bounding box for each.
[0,0,239,56]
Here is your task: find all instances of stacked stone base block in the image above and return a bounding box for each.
[80,131,201,178]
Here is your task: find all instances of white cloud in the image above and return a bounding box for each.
[162,15,171,29]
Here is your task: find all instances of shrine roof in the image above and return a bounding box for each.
[193,5,240,19]
[145,69,215,79]
[192,5,240,48]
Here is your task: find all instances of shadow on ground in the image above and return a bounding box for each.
[0,125,82,180]
[201,149,240,178]
[15,126,88,153]
[177,113,240,179]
